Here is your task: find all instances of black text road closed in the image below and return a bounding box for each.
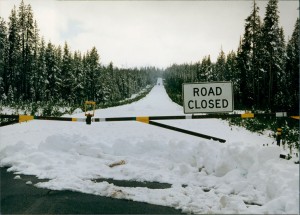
[183,82,233,114]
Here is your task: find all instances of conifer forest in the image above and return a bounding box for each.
[164,0,299,114]
[0,0,299,144]
[0,1,160,114]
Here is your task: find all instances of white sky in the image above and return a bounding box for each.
[0,0,298,69]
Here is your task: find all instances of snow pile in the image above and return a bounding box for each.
[72,108,83,115]
[0,79,298,214]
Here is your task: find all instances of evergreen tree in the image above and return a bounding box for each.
[18,0,27,99]
[7,85,14,103]
[200,55,212,82]
[84,47,100,102]
[73,50,84,104]
[45,42,57,101]
[0,17,8,102]
[194,61,201,82]
[54,45,62,102]
[0,77,5,103]
[30,20,39,102]
[225,51,237,82]
[236,1,262,108]
[61,42,74,103]
[24,4,35,100]
[260,0,284,110]
[102,62,113,102]
[273,27,287,110]
[36,38,47,101]
[17,1,35,100]
[236,37,249,107]
[6,6,20,101]
[214,48,226,81]
[226,50,243,108]
[107,62,121,102]
[250,1,263,108]
[285,18,299,113]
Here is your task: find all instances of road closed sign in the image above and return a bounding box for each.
[183,82,233,114]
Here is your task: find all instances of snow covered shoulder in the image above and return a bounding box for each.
[0,79,299,214]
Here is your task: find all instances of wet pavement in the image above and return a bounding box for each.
[1,167,184,214]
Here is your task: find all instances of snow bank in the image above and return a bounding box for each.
[0,79,298,214]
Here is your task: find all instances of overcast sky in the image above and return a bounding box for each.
[0,0,298,69]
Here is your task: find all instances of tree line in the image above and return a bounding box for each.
[0,1,159,108]
[164,0,299,113]
[0,0,298,114]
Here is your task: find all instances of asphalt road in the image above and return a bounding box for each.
[1,167,184,214]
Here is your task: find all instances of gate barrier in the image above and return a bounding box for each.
[1,112,298,143]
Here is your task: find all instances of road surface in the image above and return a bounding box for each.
[1,167,184,214]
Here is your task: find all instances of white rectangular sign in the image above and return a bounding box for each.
[183,82,233,114]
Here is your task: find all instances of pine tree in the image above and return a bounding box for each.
[0,17,8,101]
[73,50,84,104]
[194,61,201,82]
[102,63,113,102]
[260,0,284,110]
[225,51,236,81]
[36,38,47,101]
[24,4,35,101]
[0,77,6,104]
[116,68,129,99]
[273,27,287,110]
[7,85,14,103]
[214,48,226,81]
[236,0,262,108]
[200,55,212,82]
[236,38,246,107]
[226,50,242,109]
[30,20,39,102]
[45,42,57,101]
[61,42,74,103]
[85,47,100,102]
[6,6,20,102]
[285,18,299,113]
[106,62,121,102]
[17,1,35,100]
[18,0,27,99]
[54,45,62,102]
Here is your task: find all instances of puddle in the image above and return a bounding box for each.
[11,172,50,184]
[92,178,172,189]
[9,168,172,190]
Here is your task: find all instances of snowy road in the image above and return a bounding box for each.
[0,78,299,214]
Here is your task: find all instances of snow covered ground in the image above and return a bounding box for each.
[0,78,299,214]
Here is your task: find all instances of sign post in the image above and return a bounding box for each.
[183,82,233,114]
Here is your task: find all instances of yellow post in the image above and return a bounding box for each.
[85,101,96,117]
[19,115,34,123]
[276,128,282,146]
[241,112,254,118]
[290,116,300,120]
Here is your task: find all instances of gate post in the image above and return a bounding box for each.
[276,128,282,146]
